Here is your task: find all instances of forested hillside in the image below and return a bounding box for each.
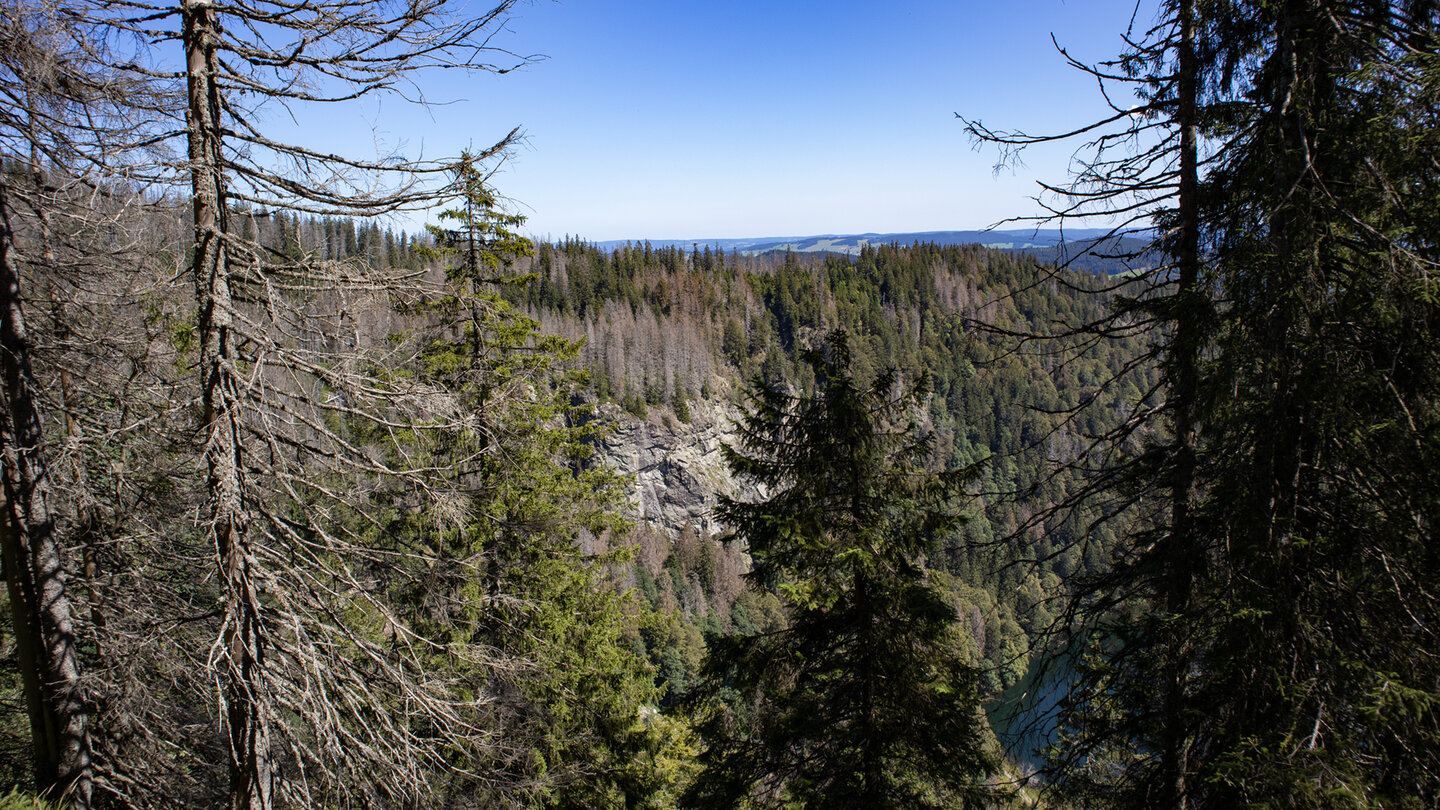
[2,1,1437,809]
[499,239,1154,701]
[0,175,1131,804]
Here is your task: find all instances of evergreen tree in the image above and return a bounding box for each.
[411,158,674,808]
[1181,2,1440,803]
[686,331,999,810]
[968,2,1440,806]
[963,2,1219,802]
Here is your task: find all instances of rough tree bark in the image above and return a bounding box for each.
[0,173,93,808]
[181,2,272,806]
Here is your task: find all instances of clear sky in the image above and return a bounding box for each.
[317,1,1163,242]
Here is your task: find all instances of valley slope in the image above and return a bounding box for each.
[509,239,1154,702]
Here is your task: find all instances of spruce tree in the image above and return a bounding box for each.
[171,1,534,804]
[408,158,672,808]
[686,331,999,810]
[963,1,1221,803]
[1183,2,1440,802]
[967,2,1440,805]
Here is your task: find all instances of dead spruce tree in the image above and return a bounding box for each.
[39,0,542,806]
[0,171,91,809]
[0,2,175,805]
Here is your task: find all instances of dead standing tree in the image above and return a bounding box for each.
[80,0,535,806]
[0,170,90,808]
[0,3,172,805]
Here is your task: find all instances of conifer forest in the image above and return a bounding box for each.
[0,1,1436,808]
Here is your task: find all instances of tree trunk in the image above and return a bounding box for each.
[0,174,93,809]
[46,287,105,641]
[856,570,882,807]
[1158,1,1201,806]
[183,2,272,808]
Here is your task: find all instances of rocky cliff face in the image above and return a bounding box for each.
[593,397,745,537]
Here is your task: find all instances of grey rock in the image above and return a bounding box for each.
[593,397,746,537]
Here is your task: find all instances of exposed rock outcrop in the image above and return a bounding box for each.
[593,397,744,537]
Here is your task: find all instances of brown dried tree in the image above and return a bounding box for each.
[158,0,532,806]
[0,3,172,805]
[7,0,546,807]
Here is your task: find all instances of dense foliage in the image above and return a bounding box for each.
[502,239,1153,704]
[686,333,998,809]
[966,2,1440,808]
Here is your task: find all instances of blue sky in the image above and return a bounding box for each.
[316,1,1163,241]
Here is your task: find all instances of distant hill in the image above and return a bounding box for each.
[588,229,1156,274]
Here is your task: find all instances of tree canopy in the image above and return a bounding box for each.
[687,332,1000,810]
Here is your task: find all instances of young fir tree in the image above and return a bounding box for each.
[686,331,1000,810]
[407,156,677,808]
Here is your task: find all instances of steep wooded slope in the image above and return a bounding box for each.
[505,240,1155,699]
